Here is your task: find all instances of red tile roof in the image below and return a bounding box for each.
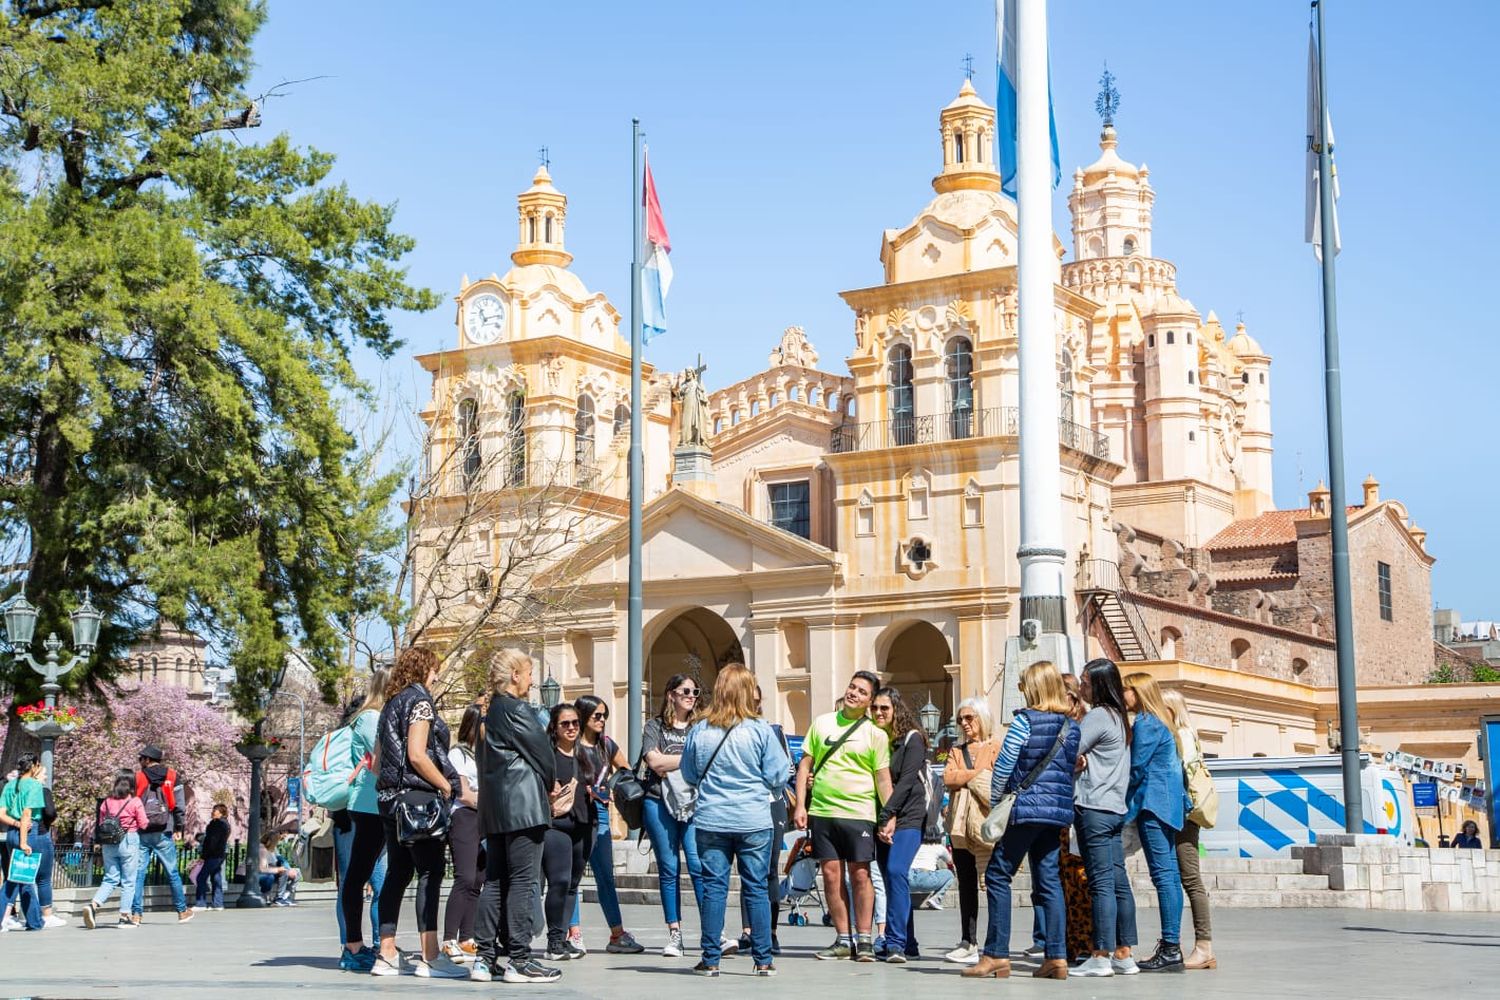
[1206,505,1362,550]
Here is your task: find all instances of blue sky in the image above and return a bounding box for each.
[249,1,1494,614]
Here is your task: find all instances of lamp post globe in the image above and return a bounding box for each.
[541,674,562,710]
[919,694,941,741]
[3,594,38,648]
[68,589,103,651]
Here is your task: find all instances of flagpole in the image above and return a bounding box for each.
[627,117,645,763]
[1314,0,1362,832]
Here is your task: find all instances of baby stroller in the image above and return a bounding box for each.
[779,832,831,927]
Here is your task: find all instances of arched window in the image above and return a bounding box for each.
[945,337,974,439]
[713,416,723,434]
[827,391,839,412]
[1159,626,1181,659]
[732,408,742,426]
[1123,236,1137,256]
[528,215,536,243]
[457,397,481,491]
[810,386,823,406]
[506,391,526,487]
[544,215,553,243]
[613,402,629,436]
[889,344,914,446]
[751,399,761,417]
[954,132,965,163]
[575,394,596,481]
[769,391,780,407]
[1058,350,1075,425]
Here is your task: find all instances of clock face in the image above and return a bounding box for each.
[464,293,506,345]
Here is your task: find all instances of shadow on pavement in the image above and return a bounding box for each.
[250,955,344,970]
[1343,925,1500,940]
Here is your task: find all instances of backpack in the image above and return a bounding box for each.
[302,723,366,811]
[137,768,177,833]
[96,798,127,845]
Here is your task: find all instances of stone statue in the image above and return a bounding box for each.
[675,362,709,447]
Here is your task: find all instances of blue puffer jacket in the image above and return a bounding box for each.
[1007,709,1081,828]
[1126,712,1189,830]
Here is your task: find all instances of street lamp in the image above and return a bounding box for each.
[540,674,562,710]
[237,656,290,909]
[4,590,100,786]
[918,692,941,742]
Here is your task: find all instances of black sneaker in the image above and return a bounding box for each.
[738,933,753,953]
[503,959,562,983]
[1137,942,1185,973]
[853,937,877,963]
[544,940,573,961]
[693,961,720,977]
[771,934,782,956]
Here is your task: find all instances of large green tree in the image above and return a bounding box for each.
[0,0,435,720]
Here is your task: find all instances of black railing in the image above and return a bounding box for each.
[1060,417,1110,460]
[830,406,1018,454]
[55,838,289,890]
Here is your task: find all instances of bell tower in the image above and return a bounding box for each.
[512,163,572,268]
[933,78,1001,194]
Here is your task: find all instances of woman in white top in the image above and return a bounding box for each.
[1160,688,1215,971]
[441,704,484,961]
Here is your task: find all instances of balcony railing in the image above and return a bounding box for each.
[1059,417,1110,460]
[829,406,1017,454]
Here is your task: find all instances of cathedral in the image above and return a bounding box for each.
[409,79,1435,747]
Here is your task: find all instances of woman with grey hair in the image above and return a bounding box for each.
[941,697,998,965]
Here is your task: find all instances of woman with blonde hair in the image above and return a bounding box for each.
[1159,687,1215,970]
[1120,672,1191,973]
[942,696,996,965]
[680,663,790,977]
[962,662,1080,981]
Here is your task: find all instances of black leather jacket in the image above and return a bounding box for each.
[479,692,555,835]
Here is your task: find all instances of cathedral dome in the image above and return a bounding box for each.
[1227,321,1264,356]
[1081,125,1142,185]
[500,261,590,302]
[1145,286,1198,321]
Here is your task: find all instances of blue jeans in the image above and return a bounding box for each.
[1137,810,1184,946]
[2,829,51,929]
[641,796,702,925]
[132,832,186,914]
[981,822,1066,960]
[194,857,225,908]
[1077,807,1137,952]
[908,865,954,901]
[92,832,142,915]
[333,818,385,944]
[696,828,773,967]
[571,802,622,931]
[876,827,922,954]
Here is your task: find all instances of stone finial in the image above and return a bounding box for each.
[1362,474,1380,507]
[770,326,819,369]
[1308,480,1331,516]
[1409,522,1427,551]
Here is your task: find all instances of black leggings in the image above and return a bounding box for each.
[378,811,448,939]
[443,807,485,942]
[542,821,594,946]
[340,811,385,947]
[954,847,981,947]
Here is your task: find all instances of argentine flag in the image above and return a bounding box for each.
[995,0,1060,199]
[641,151,672,343]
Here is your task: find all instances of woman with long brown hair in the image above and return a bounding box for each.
[639,672,705,957]
[872,686,930,963]
[680,663,790,977]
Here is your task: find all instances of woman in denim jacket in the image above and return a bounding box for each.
[1122,673,1192,973]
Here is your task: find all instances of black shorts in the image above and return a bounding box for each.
[809,816,876,863]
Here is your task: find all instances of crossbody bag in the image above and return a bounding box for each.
[979,721,1070,845]
[802,715,869,809]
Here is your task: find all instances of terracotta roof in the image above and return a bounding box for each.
[1212,570,1301,584]
[1206,505,1362,550]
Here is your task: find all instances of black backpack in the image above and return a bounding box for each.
[139,768,176,833]
[96,798,126,845]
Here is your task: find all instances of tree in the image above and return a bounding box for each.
[0,1,438,731]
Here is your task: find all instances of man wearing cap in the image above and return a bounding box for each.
[131,745,193,924]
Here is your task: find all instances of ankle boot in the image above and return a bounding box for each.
[1184,943,1217,970]
[960,955,1011,979]
[1034,959,1069,980]
[1138,941,1185,973]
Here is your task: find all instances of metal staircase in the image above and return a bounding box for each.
[1078,559,1159,662]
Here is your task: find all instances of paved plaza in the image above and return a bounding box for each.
[5,902,1495,999]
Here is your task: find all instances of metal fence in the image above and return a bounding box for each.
[56,839,279,890]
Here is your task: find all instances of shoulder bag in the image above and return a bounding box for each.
[803,715,869,809]
[392,697,451,846]
[947,744,991,847]
[1182,729,1219,829]
[979,720,1070,845]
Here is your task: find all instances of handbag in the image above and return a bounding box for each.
[946,745,991,847]
[392,699,451,846]
[1182,730,1219,829]
[980,720,1070,845]
[605,769,645,830]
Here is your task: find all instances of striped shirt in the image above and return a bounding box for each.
[989,712,1032,806]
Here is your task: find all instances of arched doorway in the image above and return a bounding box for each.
[646,607,743,711]
[880,621,955,729]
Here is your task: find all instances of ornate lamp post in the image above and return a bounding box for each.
[918,692,942,744]
[4,591,100,786]
[237,659,288,909]
[540,674,562,711]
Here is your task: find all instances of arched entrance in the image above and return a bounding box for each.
[880,621,956,728]
[646,607,743,710]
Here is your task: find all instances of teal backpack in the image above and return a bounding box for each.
[302,724,366,811]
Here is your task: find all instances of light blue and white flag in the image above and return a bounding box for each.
[995,0,1061,199]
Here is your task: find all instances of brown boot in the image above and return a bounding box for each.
[1184,943,1217,970]
[961,955,1012,979]
[1034,959,1069,980]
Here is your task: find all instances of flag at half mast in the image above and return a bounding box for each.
[1306,23,1340,260]
[641,150,672,342]
[995,0,1060,199]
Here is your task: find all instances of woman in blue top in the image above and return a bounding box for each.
[336,666,390,972]
[1122,672,1191,973]
[962,662,1080,982]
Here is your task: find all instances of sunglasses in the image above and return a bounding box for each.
[675,688,699,697]
[592,711,609,720]
[557,719,581,728]
[871,704,893,712]
[958,714,978,723]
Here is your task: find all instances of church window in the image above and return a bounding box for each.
[613,402,629,436]
[1123,237,1137,255]
[954,132,965,163]
[946,337,975,440]
[1230,638,1251,669]
[889,344,915,446]
[457,397,481,492]
[791,385,802,402]
[545,215,553,243]
[810,386,823,406]
[751,399,761,416]
[1188,431,1195,442]
[713,417,724,434]
[826,391,838,412]
[769,481,811,540]
[1186,331,1193,345]
[907,472,929,521]
[1259,372,1265,384]
[1187,369,1195,385]
[1166,331,1175,345]
[769,391,780,407]
[1242,372,1250,384]
[1147,334,1155,348]
[1377,562,1393,621]
[732,409,742,426]
[575,394,597,476]
[528,216,536,243]
[506,391,526,487]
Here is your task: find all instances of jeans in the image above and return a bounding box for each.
[876,827,922,954]
[475,827,546,965]
[697,828,773,967]
[1137,810,1184,946]
[1077,807,1137,953]
[92,832,142,916]
[1175,820,1211,942]
[2,829,51,929]
[981,822,1065,960]
[641,796,702,925]
[193,857,225,908]
[570,801,623,932]
[739,824,784,932]
[132,832,186,915]
[908,865,954,901]
[336,810,386,948]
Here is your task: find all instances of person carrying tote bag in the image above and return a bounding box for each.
[1160,687,1217,972]
[941,698,998,966]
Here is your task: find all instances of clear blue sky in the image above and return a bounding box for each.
[248,0,1494,614]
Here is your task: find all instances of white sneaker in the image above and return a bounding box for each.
[369,954,402,977]
[414,955,469,979]
[662,928,684,957]
[1,916,24,932]
[945,943,979,965]
[1077,955,1115,977]
[1112,955,1141,975]
[1022,945,1047,959]
[720,935,738,956]
[43,914,65,928]
[469,959,493,982]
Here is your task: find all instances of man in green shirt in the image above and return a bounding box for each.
[793,670,892,961]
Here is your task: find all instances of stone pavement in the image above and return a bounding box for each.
[4,902,1495,999]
